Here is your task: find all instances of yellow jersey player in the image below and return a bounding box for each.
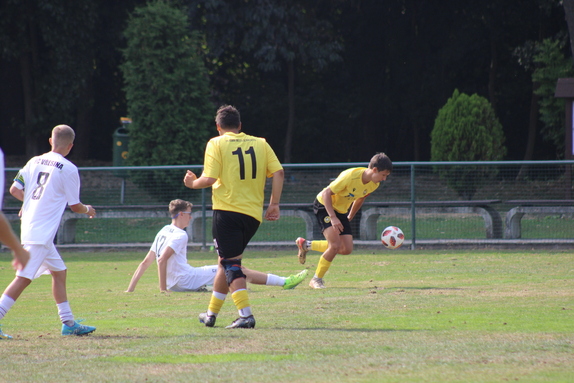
[296,153,393,289]
[184,105,296,328]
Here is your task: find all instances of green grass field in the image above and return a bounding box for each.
[0,249,573,382]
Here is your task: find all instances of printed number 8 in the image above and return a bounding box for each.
[32,172,50,200]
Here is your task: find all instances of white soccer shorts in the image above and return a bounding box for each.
[168,265,217,292]
[17,244,67,280]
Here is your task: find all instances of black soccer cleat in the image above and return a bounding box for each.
[199,312,216,327]
[225,315,256,329]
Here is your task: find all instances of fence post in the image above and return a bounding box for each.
[410,164,416,250]
[201,188,207,249]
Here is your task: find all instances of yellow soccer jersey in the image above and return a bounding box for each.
[317,167,380,214]
[202,132,283,222]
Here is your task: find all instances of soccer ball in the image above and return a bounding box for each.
[381,226,405,249]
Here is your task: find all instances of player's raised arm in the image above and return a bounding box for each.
[184,170,216,190]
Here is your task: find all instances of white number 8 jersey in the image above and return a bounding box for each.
[12,151,81,245]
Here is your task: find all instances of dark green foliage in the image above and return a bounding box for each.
[0,0,98,150]
[430,89,507,200]
[120,0,213,201]
[532,37,574,157]
[0,0,569,162]
[188,0,343,162]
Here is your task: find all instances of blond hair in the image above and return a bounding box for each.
[51,125,76,148]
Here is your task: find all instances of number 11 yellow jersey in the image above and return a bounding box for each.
[201,132,283,222]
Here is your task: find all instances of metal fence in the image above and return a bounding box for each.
[3,161,574,248]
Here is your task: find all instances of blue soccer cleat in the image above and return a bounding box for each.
[62,320,96,336]
[0,325,12,340]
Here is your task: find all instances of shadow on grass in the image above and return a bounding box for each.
[327,286,465,291]
[383,286,465,290]
[84,334,148,340]
[266,327,418,332]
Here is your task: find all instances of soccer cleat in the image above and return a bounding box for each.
[61,320,96,336]
[196,285,213,292]
[199,312,216,327]
[226,315,256,329]
[296,237,308,264]
[309,276,326,289]
[0,325,12,340]
[283,269,308,290]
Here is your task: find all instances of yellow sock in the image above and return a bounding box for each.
[231,289,252,317]
[315,256,332,279]
[207,293,225,315]
[231,289,250,310]
[311,240,328,252]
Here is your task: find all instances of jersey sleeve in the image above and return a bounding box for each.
[12,160,29,190]
[328,168,353,195]
[64,168,82,206]
[165,230,188,253]
[265,141,283,177]
[202,139,222,179]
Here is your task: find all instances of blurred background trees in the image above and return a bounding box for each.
[0,0,572,164]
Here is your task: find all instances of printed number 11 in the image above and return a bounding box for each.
[232,146,257,180]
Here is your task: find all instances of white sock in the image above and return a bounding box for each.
[239,306,253,318]
[57,301,75,327]
[266,274,286,286]
[212,291,227,301]
[0,294,15,320]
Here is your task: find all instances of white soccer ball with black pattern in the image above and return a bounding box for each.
[381,226,405,249]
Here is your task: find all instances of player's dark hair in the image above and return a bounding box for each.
[369,152,393,172]
[215,105,241,129]
[169,199,192,217]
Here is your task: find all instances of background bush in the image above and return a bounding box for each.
[430,89,506,200]
[120,0,213,202]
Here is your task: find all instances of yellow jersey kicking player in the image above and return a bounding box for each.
[296,152,392,289]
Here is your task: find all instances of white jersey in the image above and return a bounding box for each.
[12,151,81,245]
[0,148,4,208]
[151,224,194,290]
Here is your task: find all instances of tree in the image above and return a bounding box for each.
[563,0,574,62]
[431,89,506,200]
[0,0,98,157]
[532,37,574,157]
[121,0,213,201]
[188,0,342,162]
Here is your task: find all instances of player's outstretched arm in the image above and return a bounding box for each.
[125,251,156,292]
[70,203,96,218]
